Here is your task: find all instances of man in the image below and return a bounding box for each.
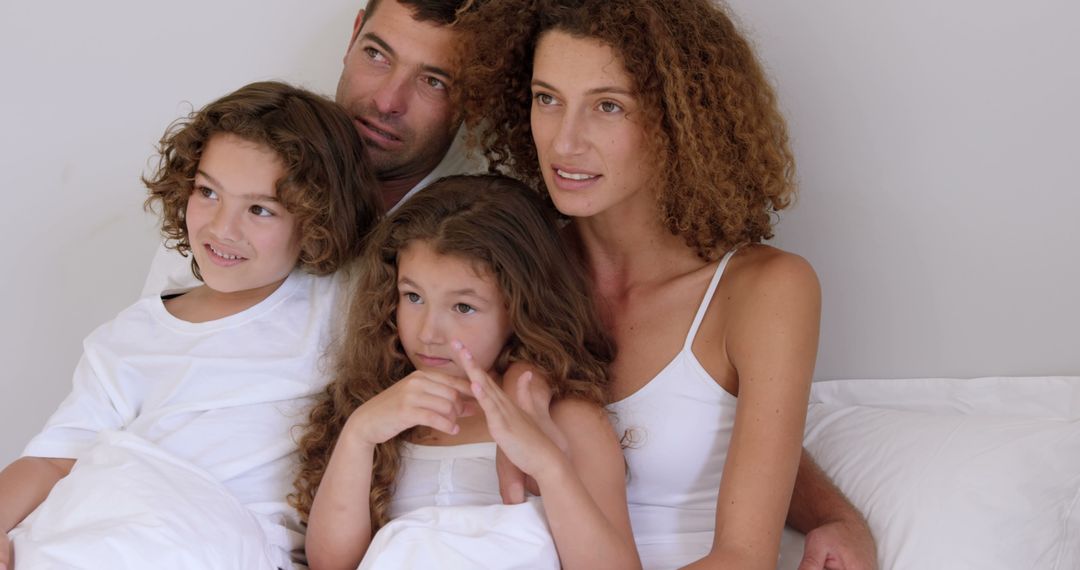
[141,0,479,296]
[141,1,877,568]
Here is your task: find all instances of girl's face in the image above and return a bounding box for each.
[185,133,301,294]
[395,240,513,378]
[530,30,655,220]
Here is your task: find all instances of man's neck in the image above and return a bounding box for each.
[378,174,427,211]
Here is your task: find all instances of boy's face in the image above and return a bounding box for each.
[336,0,461,184]
[185,133,300,294]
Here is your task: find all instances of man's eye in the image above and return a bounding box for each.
[364,47,387,63]
[424,76,446,90]
[453,303,476,315]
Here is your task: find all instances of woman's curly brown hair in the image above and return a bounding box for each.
[143,81,382,278]
[455,0,796,259]
[291,174,615,530]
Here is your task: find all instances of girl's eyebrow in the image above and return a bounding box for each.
[397,277,488,301]
[195,169,279,202]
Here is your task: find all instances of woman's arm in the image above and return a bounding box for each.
[305,371,475,570]
[0,456,75,569]
[689,251,819,570]
[457,344,641,570]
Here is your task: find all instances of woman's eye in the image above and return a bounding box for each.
[453,303,476,315]
[534,93,555,106]
[599,100,623,113]
[404,292,422,304]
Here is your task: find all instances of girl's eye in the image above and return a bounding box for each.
[404,292,422,304]
[196,186,217,200]
[533,92,556,106]
[453,303,476,315]
[599,100,623,113]
[250,205,274,217]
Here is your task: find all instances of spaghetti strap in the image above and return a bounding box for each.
[683,247,740,350]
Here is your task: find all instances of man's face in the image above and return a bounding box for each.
[336,0,461,184]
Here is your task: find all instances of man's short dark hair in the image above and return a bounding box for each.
[363,0,467,25]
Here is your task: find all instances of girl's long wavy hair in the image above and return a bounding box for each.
[291,174,614,529]
[456,0,796,260]
[143,81,382,278]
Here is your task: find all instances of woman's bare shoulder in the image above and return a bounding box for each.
[724,244,820,308]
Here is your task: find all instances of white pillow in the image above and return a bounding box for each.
[810,376,1080,417]
[804,404,1080,570]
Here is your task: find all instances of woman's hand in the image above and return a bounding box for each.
[453,341,567,480]
[345,369,477,446]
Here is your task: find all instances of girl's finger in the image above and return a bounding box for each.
[413,377,475,416]
[413,409,460,435]
[416,370,475,397]
[452,340,504,402]
[515,371,537,416]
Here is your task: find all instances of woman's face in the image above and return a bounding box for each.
[530,31,655,220]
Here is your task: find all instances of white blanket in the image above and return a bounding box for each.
[358,499,559,570]
[10,430,283,570]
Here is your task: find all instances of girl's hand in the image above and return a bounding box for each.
[496,365,562,502]
[346,369,477,446]
[1,531,12,570]
[453,341,567,480]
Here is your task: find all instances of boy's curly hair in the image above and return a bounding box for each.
[456,0,796,259]
[143,81,382,279]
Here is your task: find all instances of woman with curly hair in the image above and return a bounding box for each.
[292,174,640,570]
[455,1,875,568]
[0,81,380,569]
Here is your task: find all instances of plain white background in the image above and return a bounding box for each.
[1,0,1077,464]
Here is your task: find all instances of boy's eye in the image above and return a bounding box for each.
[404,292,422,304]
[250,205,274,217]
[453,303,476,315]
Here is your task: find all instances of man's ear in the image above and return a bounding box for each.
[345,9,367,60]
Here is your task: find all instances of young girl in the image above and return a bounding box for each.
[292,174,640,570]
[0,81,380,570]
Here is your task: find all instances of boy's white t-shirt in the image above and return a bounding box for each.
[23,269,343,566]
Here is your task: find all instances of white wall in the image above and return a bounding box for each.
[728,0,1080,379]
[0,0,361,464]
[2,1,1078,464]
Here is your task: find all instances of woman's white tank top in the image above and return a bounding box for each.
[607,249,739,569]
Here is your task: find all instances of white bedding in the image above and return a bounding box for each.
[358,499,558,570]
[10,430,284,570]
[797,376,1080,570]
